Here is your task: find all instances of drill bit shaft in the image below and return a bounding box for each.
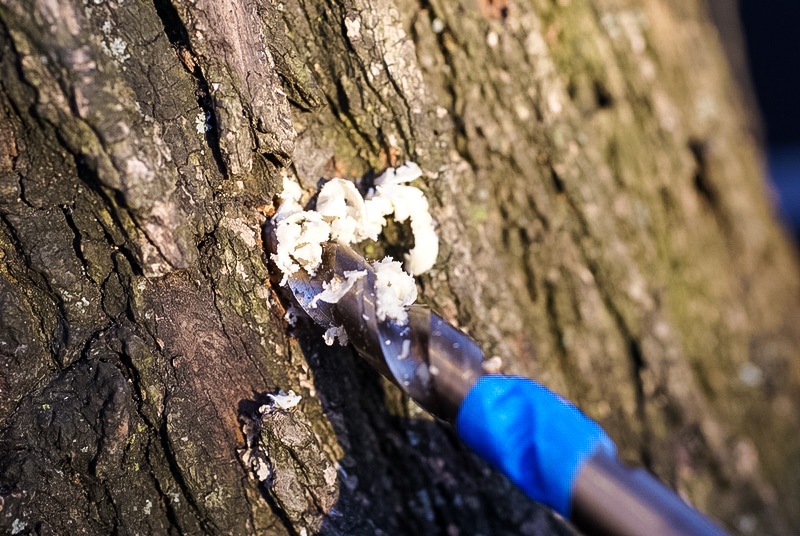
[269,237,729,536]
[285,240,484,421]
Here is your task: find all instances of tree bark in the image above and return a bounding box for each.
[1,0,799,535]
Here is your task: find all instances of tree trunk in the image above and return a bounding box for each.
[1,0,799,534]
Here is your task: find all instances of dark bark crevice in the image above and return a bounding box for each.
[60,204,91,278]
[152,0,228,177]
[579,249,654,467]
[66,150,145,277]
[156,415,213,533]
[626,337,653,470]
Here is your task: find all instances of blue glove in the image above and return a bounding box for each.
[456,375,616,517]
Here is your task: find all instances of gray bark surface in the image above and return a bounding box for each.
[1,0,799,534]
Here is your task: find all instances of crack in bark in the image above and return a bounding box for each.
[199,234,273,388]
[327,78,381,155]
[66,150,146,277]
[543,164,655,466]
[81,251,201,533]
[626,337,652,469]
[59,204,91,278]
[543,278,567,363]
[583,255,654,469]
[420,4,475,170]
[688,138,731,239]
[152,0,228,178]
[157,414,217,534]
[377,56,417,154]
[114,330,201,533]
[144,433,189,535]
[296,1,382,158]
[302,1,419,158]
[261,484,301,536]
[0,211,71,366]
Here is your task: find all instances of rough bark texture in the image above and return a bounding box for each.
[1,0,799,535]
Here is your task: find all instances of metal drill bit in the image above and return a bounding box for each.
[270,237,729,536]
[286,241,484,421]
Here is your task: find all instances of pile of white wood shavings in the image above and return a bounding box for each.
[271,162,438,345]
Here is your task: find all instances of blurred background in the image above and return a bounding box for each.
[738,0,800,238]
[709,0,800,239]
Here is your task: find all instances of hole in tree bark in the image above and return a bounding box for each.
[550,167,565,194]
[593,79,614,109]
[688,139,718,209]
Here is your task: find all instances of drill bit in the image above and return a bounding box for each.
[269,237,729,536]
[285,240,484,421]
